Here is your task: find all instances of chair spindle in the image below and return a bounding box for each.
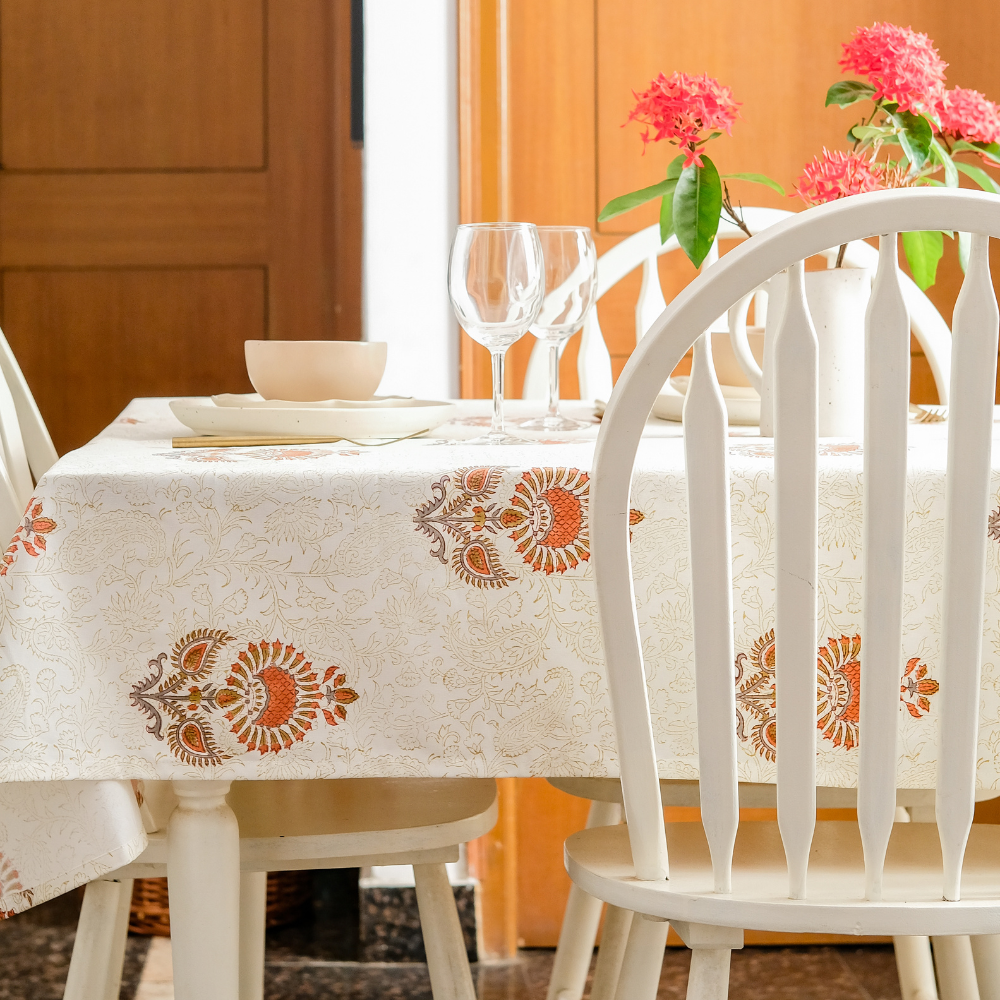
[683,333,739,893]
[937,232,999,901]
[773,259,819,899]
[858,234,910,900]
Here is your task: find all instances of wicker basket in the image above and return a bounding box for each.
[129,871,313,937]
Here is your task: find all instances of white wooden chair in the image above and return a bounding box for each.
[64,778,497,1000]
[571,188,1000,999]
[521,209,953,405]
[0,329,498,1000]
[541,209,957,1000]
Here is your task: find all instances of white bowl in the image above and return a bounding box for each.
[245,341,387,402]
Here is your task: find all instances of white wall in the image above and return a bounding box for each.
[363,2,459,399]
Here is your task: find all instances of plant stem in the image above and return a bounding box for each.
[835,243,848,268]
[722,182,753,239]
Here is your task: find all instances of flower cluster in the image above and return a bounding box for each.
[839,22,946,113]
[794,149,885,206]
[626,71,740,168]
[935,87,1000,145]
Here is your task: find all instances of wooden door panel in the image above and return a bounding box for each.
[0,173,267,267]
[1,0,265,170]
[3,269,260,452]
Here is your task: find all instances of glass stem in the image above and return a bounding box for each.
[547,343,561,420]
[490,350,506,439]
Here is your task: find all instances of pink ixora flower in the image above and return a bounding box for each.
[626,71,740,168]
[935,87,1000,145]
[839,22,947,114]
[795,149,884,206]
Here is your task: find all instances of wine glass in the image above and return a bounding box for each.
[448,223,544,444]
[520,226,598,431]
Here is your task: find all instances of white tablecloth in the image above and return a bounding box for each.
[1,397,998,914]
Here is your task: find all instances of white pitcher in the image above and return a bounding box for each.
[729,267,871,437]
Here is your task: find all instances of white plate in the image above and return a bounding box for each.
[211,394,413,410]
[652,377,761,426]
[170,397,458,440]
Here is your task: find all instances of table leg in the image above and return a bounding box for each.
[971,935,1000,1000]
[168,779,240,1000]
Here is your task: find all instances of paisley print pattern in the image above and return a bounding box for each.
[414,466,639,587]
[131,631,359,766]
[736,631,938,761]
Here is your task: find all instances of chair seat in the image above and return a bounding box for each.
[125,778,498,873]
[565,821,1000,937]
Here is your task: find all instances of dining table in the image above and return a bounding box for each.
[1,393,998,939]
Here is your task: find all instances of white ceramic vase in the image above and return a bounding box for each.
[733,267,870,437]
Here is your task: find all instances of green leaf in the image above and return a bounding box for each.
[673,154,723,269]
[659,190,675,245]
[721,172,786,195]
[666,154,685,181]
[955,161,1000,195]
[952,139,1000,166]
[826,80,877,107]
[902,230,944,290]
[930,138,959,187]
[888,109,933,169]
[959,231,972,273]
[851,124,895,143]
[598,178,677,222]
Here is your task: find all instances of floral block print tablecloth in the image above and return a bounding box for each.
[2,395,1000,913]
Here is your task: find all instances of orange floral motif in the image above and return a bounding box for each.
[501,468,590,575]
[0,852,25,919]
[1,501,56,576]
[415,467,644,587]
[901,656,940,718]
[130,631,359,765]
[735,631,939,761]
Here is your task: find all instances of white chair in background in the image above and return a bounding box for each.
[570,188,1000,999]
[0,329,499,1000]
[521,210,953,405]
[65,779,497,1000]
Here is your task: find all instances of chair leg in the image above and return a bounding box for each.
[63,877,133,1000]
[546,799,622,1000]
[589,906,634,1000]
[686,948,732,1000]
[971,935,1000,1000]
[239,871,268,1000]
[894,937,940,1000]
[413,861,476,1000]
[612,914,668,1000]
[931,936,980,1000]
[168,779,240,1000]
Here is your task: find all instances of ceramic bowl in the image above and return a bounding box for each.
[244,341,387,402]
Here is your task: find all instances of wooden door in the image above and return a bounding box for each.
[460,0,1000,953]
[0,0,361,453]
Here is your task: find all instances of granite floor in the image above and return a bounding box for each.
[0,881,904,1000]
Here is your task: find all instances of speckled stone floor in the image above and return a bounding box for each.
[0,880,903,999]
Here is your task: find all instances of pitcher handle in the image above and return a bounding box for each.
[728,287,764,394]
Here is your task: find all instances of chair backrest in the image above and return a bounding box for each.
[0,328,59,537]
[523,207,954,403]
[592,188,1000,904]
